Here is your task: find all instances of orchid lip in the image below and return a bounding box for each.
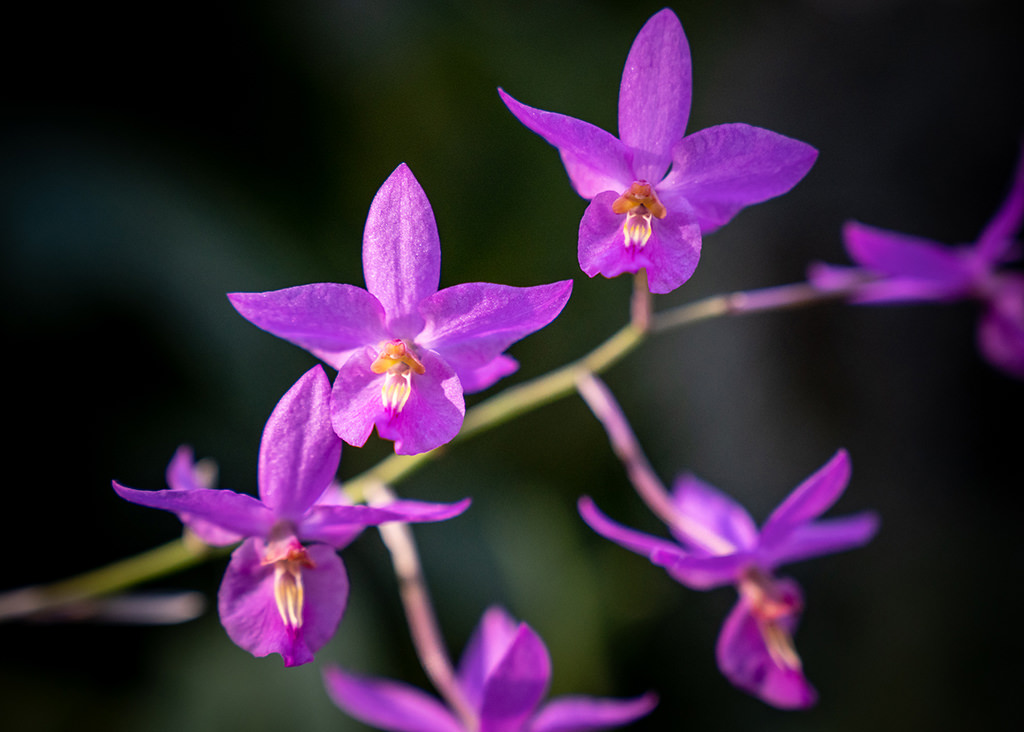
[739,567,803,671]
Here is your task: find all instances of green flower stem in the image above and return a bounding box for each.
[0,534,219,621]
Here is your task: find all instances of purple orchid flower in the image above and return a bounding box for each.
[499,8,818,294]
[579,449,878,709]
[228,164,573,455]
[323,605,657,732]
[810,141,1024,377]
[113,365,471,667]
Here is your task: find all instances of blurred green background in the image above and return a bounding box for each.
[2,0,1023,730]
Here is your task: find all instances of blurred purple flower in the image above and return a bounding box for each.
[114,366,470,667]
[499,8,817,294]
[323,605,656,732]
[579,449,877,708]
[810,142,1024,377]
[229,164,572,455]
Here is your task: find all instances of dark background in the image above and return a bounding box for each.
[2,0,1022,730]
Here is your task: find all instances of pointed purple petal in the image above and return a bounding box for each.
[669,474,758,554]
[323,666,464,732]
[299,498,471,546]
[363,164,440,335]
[842,221,973,290]
[662,123,817,233]
[578,496,682,560]
[165,446,243,546]
[227,284,388,371]
[978,274,1024,378]
[112,481,274,538]
[618,9,690,181]
[760,512,879,569]
[459,606,522,712]
[479,623,552,732]
[715,582,817,709]
[529,692,658,732]
[457,355,520,394]
[976,140,1024,263]
[577,192,701,293]
[373,350,465,455]
[258,366,342,519]
[499,89,632,199]
[649,545,748,590]
[760,449,852,545]
[218,540,348,668]
[417,280,572,372]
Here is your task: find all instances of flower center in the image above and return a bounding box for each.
[738,567,803,672]
[612,181,667,249]
[370,339,426,415]
[263,525,316,633]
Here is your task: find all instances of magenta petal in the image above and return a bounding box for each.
[760,449,852,545]
[641,211,702,294]
[373,350,466,455]
[299,498,471,546]
[258,366,342,519]
[976,140,1024,263]
[498,89,632,199]
[457,355,520,393]
[649,546,749,590]
[669,474,758,554]
[761,512,880,568]
[459,606,521,711]
[322,666,463,732]
[663,123,818,233]
[842,221,972,289]
[978,275,1024,378]
[218,540,348,667]
[529,692,658,732]
[165,446,243,546]
[478,623,552,732]
[418,280,572,372]
[363,164,440,336]
[227,284,388,370]
[715,583,817,709]
[618,8,690,182]
[578,193,645,280]
[577,497,682,560]
[331,349,386,448]
[112,481,274,538]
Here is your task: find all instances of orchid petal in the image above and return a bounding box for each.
[760,512,879,569]
[299,498,471,546]
[479,623,552,732]
[577,496,682,560]
[649,546,749,590]
[322,666,463,732]
[418,280,572,372]
[529,692,658,732]
[456,355,520,394]
[618,8,691,181]
[663,123,818,233]
[976,140,1024,263]
[165,446,243,546]
[499,89,632,199]
[112,482,274,538]
[760,449,852,546]
[372,350,466,455]
[257,366,341,519]
[842,221,972,289]
[330,349,386,448]
[363,164,440,336]
[669,474,758,554]
[218,540,348,668]
[227,284,388,371]
[715,581,817,709]
[459,606,522,711]
[978,275,1024,378]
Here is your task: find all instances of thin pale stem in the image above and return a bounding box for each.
[366,481,478,730]
[575,371,737,555]
[631,270,652,332]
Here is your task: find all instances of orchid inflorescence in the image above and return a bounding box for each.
[8,7,1022,729]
